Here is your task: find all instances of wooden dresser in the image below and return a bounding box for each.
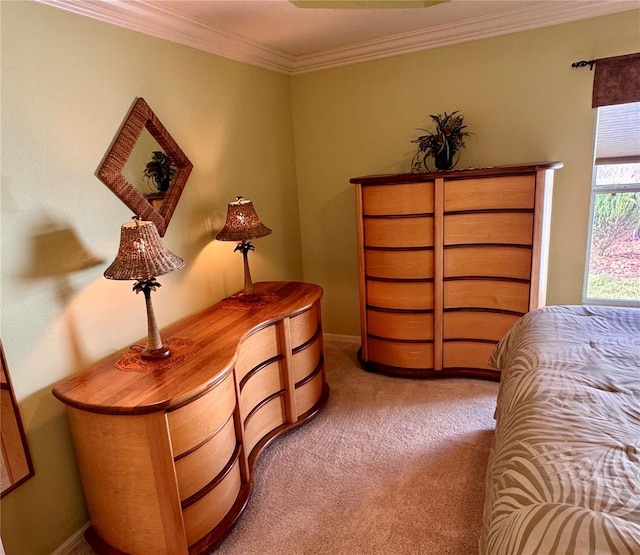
[351,162,562,379]
[53,282,327,555]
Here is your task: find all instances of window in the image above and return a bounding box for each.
[584,102,640,306]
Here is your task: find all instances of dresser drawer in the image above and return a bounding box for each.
[295,370,325,417]
[243,394,286,457]
[365,249,434,279]
[174,415,237,502]
[235,325,280,384]
[182,458,242,546]
[367,310,433,341]
[367,337,433,369]
[239,359,283,421]
[289,304,319,349]
[445,176,535,211]
[443,341,496,371]
[168,371,236,457]
[444,280,530,313]
[292,334,322,384]
[362,182,434,215]
[443,311,521,342]
[367,280,434,310]
[364,216,434,248]
[444,246,532,279]
[444,213,534,246]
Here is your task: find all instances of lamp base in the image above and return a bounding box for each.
[141,346,171,360]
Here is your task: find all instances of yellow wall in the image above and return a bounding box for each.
[1,2,639,553]
[292,10,640,334]
[0,2,302,553]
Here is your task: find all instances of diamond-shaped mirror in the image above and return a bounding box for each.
[97,98,193,236]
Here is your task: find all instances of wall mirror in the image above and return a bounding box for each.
[97,97,193,236]
[1,339,35,497]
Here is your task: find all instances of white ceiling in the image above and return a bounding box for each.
[37,0,640,74]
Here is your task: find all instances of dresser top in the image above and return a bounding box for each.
[52,282,322,415]
[350,161,563,185]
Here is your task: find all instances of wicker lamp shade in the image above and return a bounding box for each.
[104,219,184,281]
[216,197,272,242]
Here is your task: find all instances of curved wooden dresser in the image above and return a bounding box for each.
[52,281,327,555]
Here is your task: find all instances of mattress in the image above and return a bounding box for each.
[481,305,640,555]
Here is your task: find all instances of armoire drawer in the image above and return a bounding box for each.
[289,305,319,348]
[445,176,535,211]
[444,280,530,314]
[444,246,532,280]
[443,311,521,342]
[443,341,496,371]
[239,359,283,422]
[444,212,534,246]
[362,182,434,215]
[365,249,434,279]
[167,371,236,457]
[367,280,434,310]
[367,337,433,369]
[367,310,433,341]
[174,415,237,502]
[182,458,242,546]
[364,216,434,248]
[235,325,280,384]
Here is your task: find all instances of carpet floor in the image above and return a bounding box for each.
[69,335,499,555]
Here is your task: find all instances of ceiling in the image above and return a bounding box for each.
[37,0,639,74]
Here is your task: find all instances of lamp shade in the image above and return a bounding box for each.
[215,197,272,242]
[104,219,184,281]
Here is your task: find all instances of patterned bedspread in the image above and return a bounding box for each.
[480,305,640,555]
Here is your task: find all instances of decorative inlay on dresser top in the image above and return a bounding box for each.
[53,281,328,555]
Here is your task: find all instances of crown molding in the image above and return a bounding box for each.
[35,0,296,73]
[290,1,640,74]
[36,0,639,76]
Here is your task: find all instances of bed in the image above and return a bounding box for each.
[480,305,640,555]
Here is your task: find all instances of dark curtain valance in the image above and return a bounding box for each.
[592,52,640,108]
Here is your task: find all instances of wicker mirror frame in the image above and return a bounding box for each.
[1,339,35,497]
[97,98,193,236]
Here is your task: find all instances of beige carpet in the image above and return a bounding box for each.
[69,335,499,555]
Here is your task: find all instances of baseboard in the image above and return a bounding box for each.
[323,332,360,343]
[52,522,90,555]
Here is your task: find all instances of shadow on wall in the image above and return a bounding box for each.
[20,221,104,370]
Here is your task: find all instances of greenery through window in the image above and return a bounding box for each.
[585,162,640,304]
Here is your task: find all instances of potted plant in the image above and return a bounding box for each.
[411,111,471,172]
[143,151,176,194]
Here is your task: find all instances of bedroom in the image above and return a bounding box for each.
[1,1,639,553]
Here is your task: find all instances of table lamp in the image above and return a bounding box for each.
[104,218,184,360]
[216,196,272,302]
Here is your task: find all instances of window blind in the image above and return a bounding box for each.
[591,53,640,164]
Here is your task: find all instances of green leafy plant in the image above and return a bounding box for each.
[591,192,640,256]
[143,151,176,193]
[411,111,471,172]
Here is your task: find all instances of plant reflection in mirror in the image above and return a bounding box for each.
[143,151,176,193]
